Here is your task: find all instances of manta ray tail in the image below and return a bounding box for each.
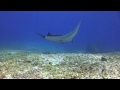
[36,32,46,38]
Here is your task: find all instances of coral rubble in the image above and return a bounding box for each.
[0,50,120,79]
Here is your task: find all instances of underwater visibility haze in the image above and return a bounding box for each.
[1,11,120,79]
[0,11,120,53]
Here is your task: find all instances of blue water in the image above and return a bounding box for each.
[0,11,120,53]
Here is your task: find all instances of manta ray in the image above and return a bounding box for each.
[37,21,81,43]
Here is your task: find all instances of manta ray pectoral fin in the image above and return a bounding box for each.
[37,21,81,43]
[72,40,74,43]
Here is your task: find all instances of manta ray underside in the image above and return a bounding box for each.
[37,21,81,43]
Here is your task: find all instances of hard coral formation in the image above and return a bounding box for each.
[0,50,120,79]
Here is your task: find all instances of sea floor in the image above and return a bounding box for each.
[0,49,120,79]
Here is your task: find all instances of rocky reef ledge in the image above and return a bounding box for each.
[0,50,120,79]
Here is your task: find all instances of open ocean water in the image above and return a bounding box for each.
[0,11,120,53]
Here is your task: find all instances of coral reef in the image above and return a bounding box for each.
[0,50,120,79]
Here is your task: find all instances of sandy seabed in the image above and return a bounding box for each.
[0,50,120,79]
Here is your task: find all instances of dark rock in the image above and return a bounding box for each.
[101,57,107,61]
[42,52,51,54]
